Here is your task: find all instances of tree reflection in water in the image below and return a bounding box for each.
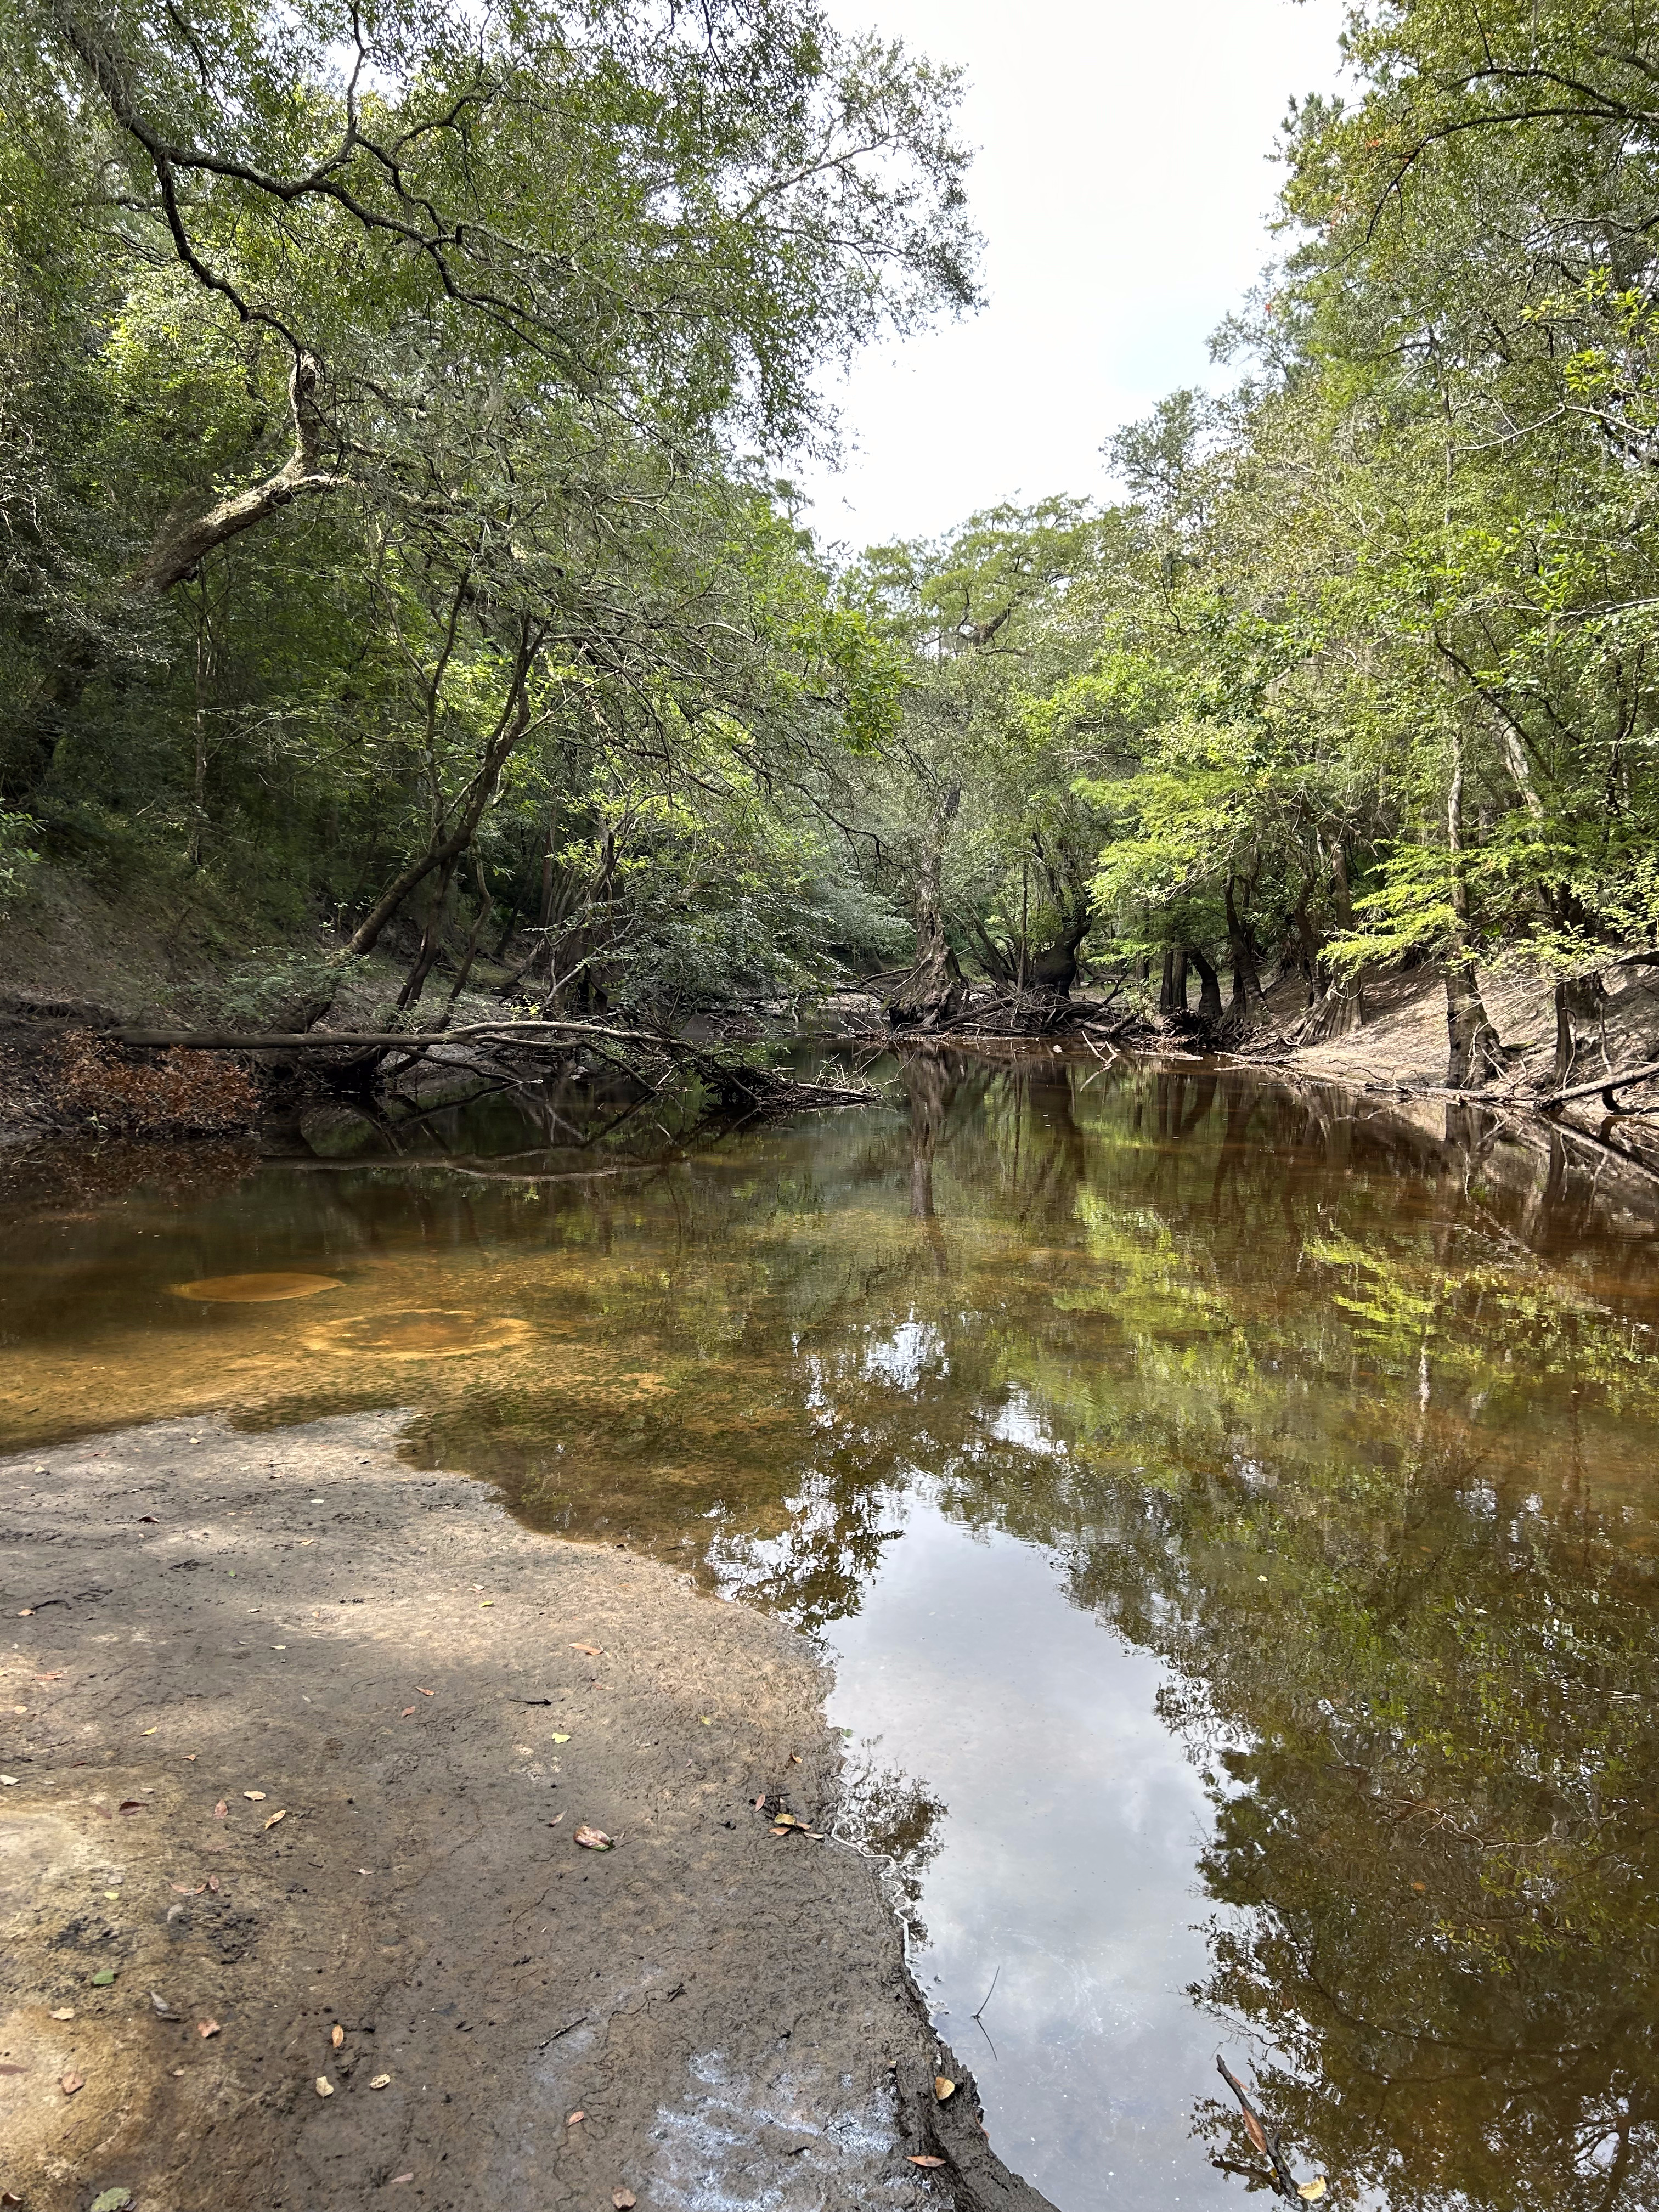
[8,1054,1659,2206]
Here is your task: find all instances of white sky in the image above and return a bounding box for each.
[796,0,1349,555]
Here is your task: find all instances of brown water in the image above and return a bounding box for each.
[5,1054,1659,2211]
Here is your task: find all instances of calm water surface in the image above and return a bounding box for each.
[5,1053,1659,2212]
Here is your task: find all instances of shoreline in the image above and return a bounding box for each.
[0,1412,1054,2212]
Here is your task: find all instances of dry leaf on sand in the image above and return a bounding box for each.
[934,2076,956,2101]
[574,1825,615,1850]
[314,2076,334,2097]
[613,2191,636,2208]
[330,2024,344,2049]
[263,1809,286,1830]
[198,2020,220,2038]
[908,2154,945,2168]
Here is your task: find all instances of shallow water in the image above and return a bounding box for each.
[5,1054,1659,2210]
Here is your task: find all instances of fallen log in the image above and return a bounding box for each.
[1537,1057,1659,1114]
[88,1019,674,1053]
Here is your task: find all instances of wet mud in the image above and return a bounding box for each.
[0,1412,1052,2212]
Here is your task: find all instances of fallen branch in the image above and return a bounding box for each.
[1215,2055,1321,2205]
[92,1019,679,1052]
[1537,1057,1659,1114]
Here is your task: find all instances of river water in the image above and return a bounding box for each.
[4,1051,1659,2211]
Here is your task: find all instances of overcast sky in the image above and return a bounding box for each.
[794,0,1348,556]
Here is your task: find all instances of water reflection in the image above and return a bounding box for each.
[4,1054,1659,2210]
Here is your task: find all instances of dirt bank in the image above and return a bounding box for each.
[0,1412,1052,2212]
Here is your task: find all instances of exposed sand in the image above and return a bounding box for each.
[0,1412,1052,2212]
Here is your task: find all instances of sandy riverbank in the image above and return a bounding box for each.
[0,1413,1052,2212]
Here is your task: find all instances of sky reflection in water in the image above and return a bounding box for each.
[4,1053,1659,2212]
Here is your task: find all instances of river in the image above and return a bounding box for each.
[4,1049,1657,2212]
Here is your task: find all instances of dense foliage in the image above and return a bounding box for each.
[0,0,973,1013]
[9,0,1659,1071]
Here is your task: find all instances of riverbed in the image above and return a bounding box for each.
[5,1050,1658,2212]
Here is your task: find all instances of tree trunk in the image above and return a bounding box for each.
[1189,944,1224,1024]
[1446,959,1505,1086]
[1222,877,1262,1012]
[1158,948,1176,1015]
[132,355,341,596]
[1171,949,1190,1015]
[1443,726,1504,1087]
[1552,970,1607,1086]
[887,787,969,1031]
[1029,910,1091,995]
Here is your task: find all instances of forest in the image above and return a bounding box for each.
[7,0,1659,1092]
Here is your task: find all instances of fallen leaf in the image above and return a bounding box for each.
[1411,1881,1426,1893]
[183,1754,197,1762]
[401,1707,416,1718]
[551,1732,571,1743]
[752,1793,766,1809]
[1243,2109,1269,2157]
[242,1791,265,1802]
[571,1644,601,1656]
[213,1801,228,1818]
[390,2175,414,2187]
[60,2072,84,2095]
[331,2024,344,2049]
[566,2110,585,2125]
[314,2075,334,2097]
[369,2073,392,2090]
[573,1825,614,1850]
[197,2019,220,2038]
[263,1809,286,1830]
[117,1799,144,1814]
[548,1813,565,1825]
[89,1971,116,1987]
[934,2076,956,2101]
[416,1687,434,1697]
[479,1600,493,1608]
[788,1752,801,1765]
[170,1882,206,1895]
[612,2191,636,2209]
[150,1991,179,2017]
[1299,2182,1327,2203]
[908,2155,945,2168]
[699,1716,713,1726]
[50,2006,75,2021]
[17,1610,33,1617]
[89,2192,132,2212]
